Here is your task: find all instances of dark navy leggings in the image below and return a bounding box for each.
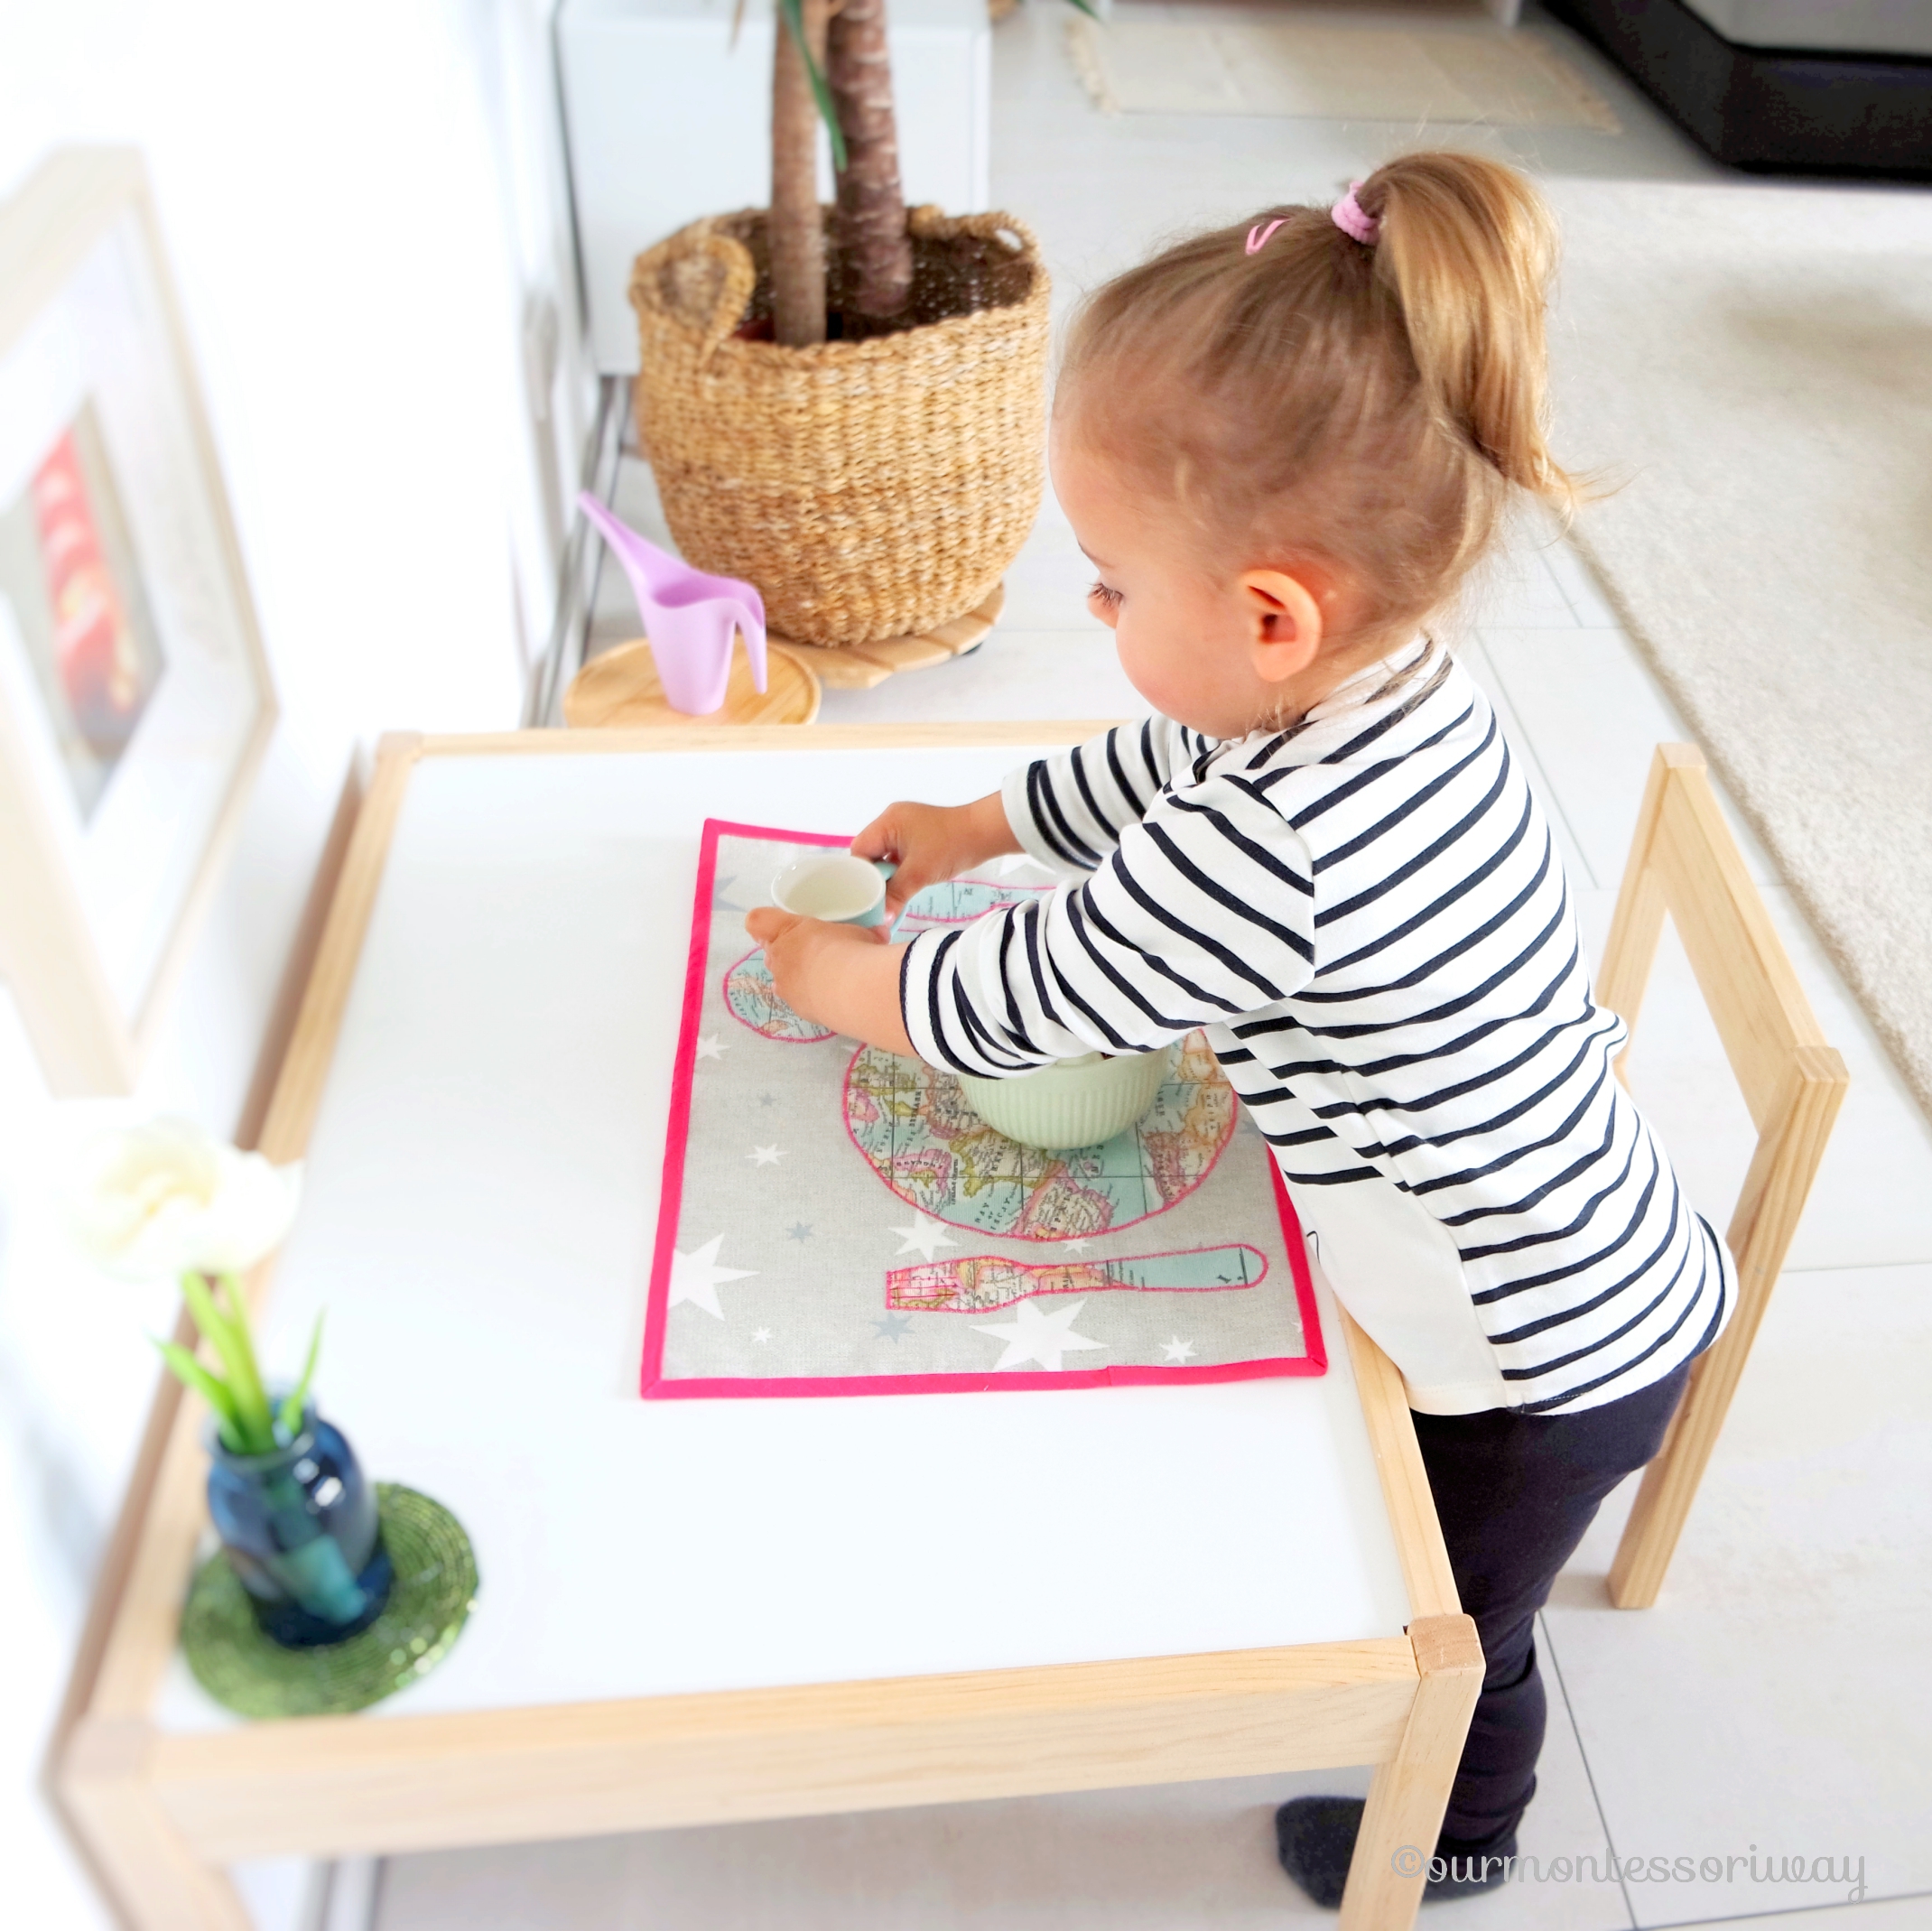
[1412,1352,1697,1852]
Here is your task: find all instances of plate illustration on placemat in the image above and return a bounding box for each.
[843,1032,1236,1240]
[725,946,837,1042]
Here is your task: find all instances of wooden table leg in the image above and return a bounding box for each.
[59,1718,253,1931]
[1339,1614,1483,1930]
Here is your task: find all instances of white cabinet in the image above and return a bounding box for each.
[559,0,991,373]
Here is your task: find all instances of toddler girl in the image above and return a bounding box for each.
[746,153,1731,1908]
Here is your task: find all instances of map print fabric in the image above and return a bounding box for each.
[642,821,1324,1398]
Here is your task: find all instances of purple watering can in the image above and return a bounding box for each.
[578,493,766,716]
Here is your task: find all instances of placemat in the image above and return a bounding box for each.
[641,821,1323,1398]
[181,1484,478,1719]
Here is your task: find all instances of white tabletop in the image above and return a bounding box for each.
[154,742,1410,1732]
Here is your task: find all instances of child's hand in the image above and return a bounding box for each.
[850,792,1022,916]
[744,908,915,1056]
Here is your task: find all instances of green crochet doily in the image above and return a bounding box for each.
[181,1482,477,1719]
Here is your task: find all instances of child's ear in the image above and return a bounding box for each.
[1239,570,1325,683]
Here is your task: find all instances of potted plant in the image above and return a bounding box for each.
[628,0,1059,650]
[65,1118,391,1647]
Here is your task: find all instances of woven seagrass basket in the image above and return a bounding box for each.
[630,206,1050,649]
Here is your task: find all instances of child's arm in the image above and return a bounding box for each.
[999,718,1207,877]
[850,791,1019,918]
[905,771,1319,1075]
[847,720,1203,914]
[741,911,915,1055]
[742,720,1222,1058]
[742,789,1016,1052]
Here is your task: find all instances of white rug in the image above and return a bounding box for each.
[1066,14,1619,129]
[1546,178,1932,1119]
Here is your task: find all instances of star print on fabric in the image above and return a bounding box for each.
[1056,1237,1093,1256]
[758,1092,776,1108]
[748,1145,785,1166]
[872,1313,914,1341]
[752,1327,773,1344]
[889,1212,958,1261]
[972,1297,1107,1372]
[786,1222,814,1241]
[694,1034,728,1061]
[668,1235,756,1319]
[1160,1337,1197,1363]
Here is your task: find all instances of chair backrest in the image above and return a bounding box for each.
[1595,744,1848,1607]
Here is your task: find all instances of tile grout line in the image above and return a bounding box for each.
[1477,623,1637,637]
[1640,1884,1932,1928]
[1779,1258,1932,1277]
[1540,535,1618,631]
[1537,1608,1638,1928]
[1540,541,1593,628]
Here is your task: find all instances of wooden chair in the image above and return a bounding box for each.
[1594,745,1850,1608]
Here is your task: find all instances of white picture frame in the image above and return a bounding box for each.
[0,148,277,1094]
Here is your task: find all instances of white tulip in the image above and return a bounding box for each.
[63,1117,303,1282]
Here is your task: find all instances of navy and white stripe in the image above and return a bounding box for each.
[900,640,1732,1416]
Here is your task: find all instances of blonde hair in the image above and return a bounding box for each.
[1058,153,1576,647]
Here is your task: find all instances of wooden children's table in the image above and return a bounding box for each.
[53,728,1479,1931]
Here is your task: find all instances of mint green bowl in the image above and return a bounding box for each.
[957,1045,1175,1152]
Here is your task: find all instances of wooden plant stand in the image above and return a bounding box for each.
[772,583,1006,690]
[564,638,822,729]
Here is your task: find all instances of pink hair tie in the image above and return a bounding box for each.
[1331,181,1380,246]
[1245,218,1286,255]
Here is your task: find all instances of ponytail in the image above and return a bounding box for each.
[1059,151,1579,646]
[1361,154,1575,515]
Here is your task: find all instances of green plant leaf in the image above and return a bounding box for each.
[1061,0,1102,16]
[779,0,849,172]
[277,1312,325,1442]
[180,1273,274,1453]
[214,1272,277,1444]
[154,1339,244,1450]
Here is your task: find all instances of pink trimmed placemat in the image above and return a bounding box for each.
[642,820,1324,1399]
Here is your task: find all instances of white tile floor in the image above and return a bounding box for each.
[381,5,1932,1926]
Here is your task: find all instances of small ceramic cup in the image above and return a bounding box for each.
[769,852,897,928]
[958,1044,1176,1152]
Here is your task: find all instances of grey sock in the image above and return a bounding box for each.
[1274,1797,1519,1910]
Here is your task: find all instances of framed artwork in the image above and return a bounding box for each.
[0,148,276,1092]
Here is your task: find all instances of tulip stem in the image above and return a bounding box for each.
[215,1272,278,1449]
[155,1339,245,1449]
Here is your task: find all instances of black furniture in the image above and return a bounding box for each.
[1547,0,1932,180]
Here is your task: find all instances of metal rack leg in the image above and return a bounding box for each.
[523,374,627,729]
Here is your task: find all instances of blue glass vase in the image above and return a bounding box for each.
[205,1400,394,1648]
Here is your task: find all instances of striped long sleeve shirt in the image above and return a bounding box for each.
[900,639,1732,1416]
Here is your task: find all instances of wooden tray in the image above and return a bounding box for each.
[564,637,821,729]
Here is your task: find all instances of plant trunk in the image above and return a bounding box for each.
[828,0,912,320]
[771,0,831,347]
